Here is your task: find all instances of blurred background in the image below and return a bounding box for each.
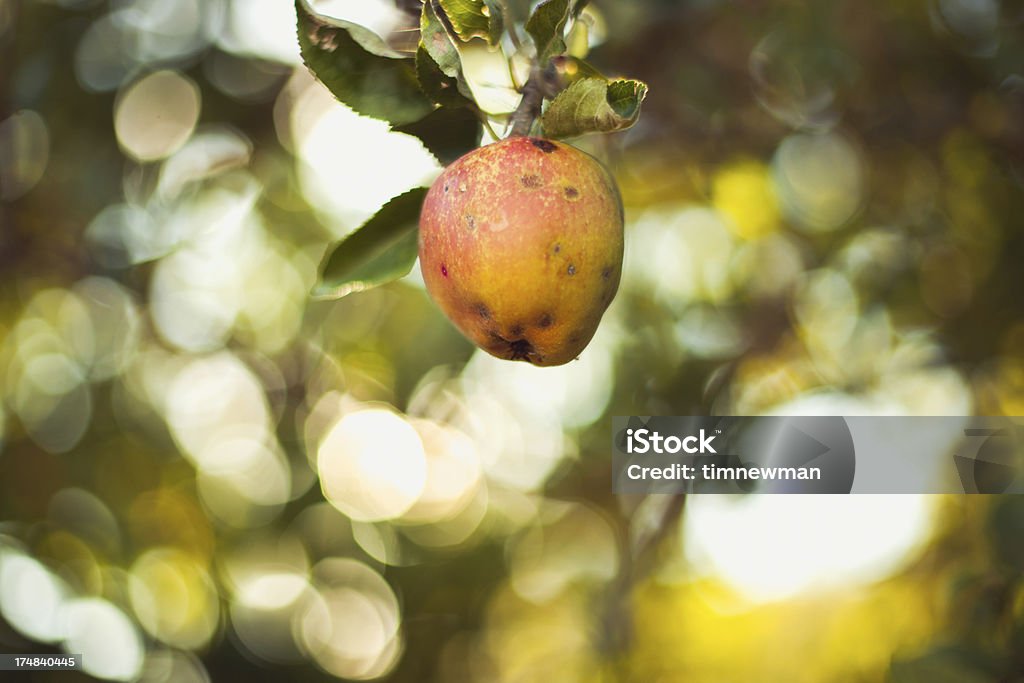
[1,0,1024,681]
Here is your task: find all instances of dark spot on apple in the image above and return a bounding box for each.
[538,314,553,328]
[554,243,561,254]
[530,138,557,153]
[441,264,448,277]
[521,174,543,189]
[510,324,524,337]
[444,183,449,193]
[567,264,576,276]
[465,214,475,230]
[508,339,534,361]
[474,303,490,319]
[564,186,579,199]
[490,330,535,361]
[602,266,613,280]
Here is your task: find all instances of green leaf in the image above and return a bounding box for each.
[483,0,504,45]
[420,1,462,79]
[315,188,428,299]
[420,0,476,102]
[394,106,481,165]
[526,0,570,63]
[334,20,408,59]
[541,77,648,138]
[458,41,522,114]
[415,45,468,108]
[296,0,433,125]
[294,0,417,58]
[436,0,499,45]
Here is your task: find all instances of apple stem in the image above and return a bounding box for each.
[509,73,544,137]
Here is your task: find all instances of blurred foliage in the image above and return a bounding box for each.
[0,0,1023,682]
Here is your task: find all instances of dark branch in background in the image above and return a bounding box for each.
[631,494,687,580]
[601,494,688,655]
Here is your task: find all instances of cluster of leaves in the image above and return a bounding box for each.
[296,0,647,299]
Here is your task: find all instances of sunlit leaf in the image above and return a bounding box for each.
[436,0,501,45]
[315,188,428,299]
[526,0,570,63]
[296,0,433,125]
[459,41,523,115]
[300,0,418,58]
[393,106,481,165]
[541,77,648,138]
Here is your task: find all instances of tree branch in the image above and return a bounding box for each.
[509,71,545,137]
[508,62,560,138]
[600,494,688,655]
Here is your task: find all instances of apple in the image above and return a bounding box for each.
[419,136,624,366]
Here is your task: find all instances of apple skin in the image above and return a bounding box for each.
[418,136,624,366]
